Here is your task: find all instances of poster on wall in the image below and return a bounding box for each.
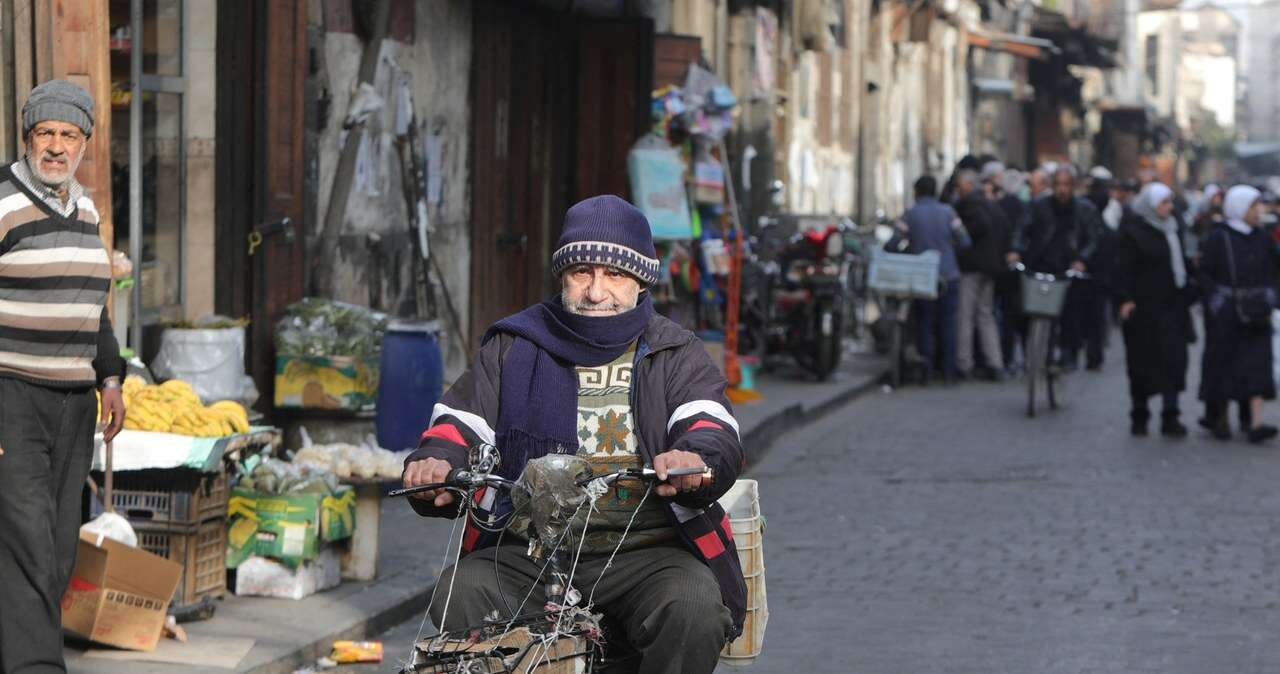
[628,145,693,240]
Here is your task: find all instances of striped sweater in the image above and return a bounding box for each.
[0,162,122,388]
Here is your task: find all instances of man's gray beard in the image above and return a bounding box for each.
[561,289,637,316]
[27,150,83,189]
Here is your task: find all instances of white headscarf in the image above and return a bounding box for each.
[1132,182,1186,288]
[1224,185,1262,235]
[1203,184,1221,203]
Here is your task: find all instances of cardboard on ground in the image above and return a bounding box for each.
[61,530,182,651]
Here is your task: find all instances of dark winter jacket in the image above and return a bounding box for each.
[1199,225,1279,401]
[1113,212,1196,394]
[404,311,749,636]
[1016,195,1102,274]
[955,192,1012,276]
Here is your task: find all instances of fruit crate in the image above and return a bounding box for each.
[89,468,228,527]
[134,518,228,606]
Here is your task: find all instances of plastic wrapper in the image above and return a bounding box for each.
[512,455,593,552]
[151,326,259,405]
[274,298,389,358]
[80,512,139,548]
[289,428,410,481]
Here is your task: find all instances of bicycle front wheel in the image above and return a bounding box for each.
[1025,317,1049,417]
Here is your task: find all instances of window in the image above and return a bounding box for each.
[1145,34,1159,97]
[109,0,185,323]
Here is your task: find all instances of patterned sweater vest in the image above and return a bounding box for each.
[0,165,111,387]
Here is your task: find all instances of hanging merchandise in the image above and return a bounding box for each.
[693,151,726,206]
[701,239,732,277]
[628,136,694,240]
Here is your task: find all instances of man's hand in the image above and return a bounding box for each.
[100,387,125,442]
[402,457,455,507]
[1070,260,1087,273]
[1119,301,1136,322]
[653,449,707,498]
[1005,252,1022,266]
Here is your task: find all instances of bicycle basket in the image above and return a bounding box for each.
[867,249,940,299]
[1020,275,1071,317]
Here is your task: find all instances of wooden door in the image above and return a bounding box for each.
[573,16,653,201]
[215,0,306,413]
[468,1,573,350]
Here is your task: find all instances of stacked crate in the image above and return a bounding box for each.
[92,469,230,607]
[718,480,767,662]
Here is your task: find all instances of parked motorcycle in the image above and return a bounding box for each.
[768,220,852,380]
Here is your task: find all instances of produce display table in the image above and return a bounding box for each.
[91,427,282,473]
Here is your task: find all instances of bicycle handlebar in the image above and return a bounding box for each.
[387,468,519,499]
[576,465,714,488]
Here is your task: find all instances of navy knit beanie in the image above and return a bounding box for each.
[551,195,659,286]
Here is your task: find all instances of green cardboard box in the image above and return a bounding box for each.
[226,486,356,568]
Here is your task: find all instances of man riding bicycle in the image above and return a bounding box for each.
[1008,167,1102,370]
[402,195,746,674]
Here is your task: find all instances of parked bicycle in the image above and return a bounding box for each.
[1018,264,1089,417]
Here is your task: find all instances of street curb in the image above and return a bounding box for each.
[741,365,888,467]
[243,581,433,674]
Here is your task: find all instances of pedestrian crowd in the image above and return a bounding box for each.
[895,156,1280,443]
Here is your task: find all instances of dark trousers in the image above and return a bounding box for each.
[1130,380,1180,423]
[1061,280,1106,368]
[432,543,732,674]
[914,281,960,380]
[0,379,96,674]
[1203,400,1253,430]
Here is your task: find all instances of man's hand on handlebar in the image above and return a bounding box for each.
[1119,301,1136,322]
[402,457,456,507]
[1005,252,1022,266]
[1070,260,1087,273]
[653,450,707,497]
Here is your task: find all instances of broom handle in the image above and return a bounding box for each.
[103,440,114,514]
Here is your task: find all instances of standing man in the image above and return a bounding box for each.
[953,170,1010,380]
[0,80,126,673]
[895,175,970,384]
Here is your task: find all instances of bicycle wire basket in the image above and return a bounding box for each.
[1020,274,1071,317]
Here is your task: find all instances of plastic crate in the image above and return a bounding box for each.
[90,469,228,527]
[134,518,228,607]
[1020,274,1071,317]
[867,249,941,299]
[718,480,767,661]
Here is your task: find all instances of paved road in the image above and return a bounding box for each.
[362,344,1280,673]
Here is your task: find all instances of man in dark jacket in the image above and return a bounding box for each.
[401,195,745,674]
[954,169,1010,379]
[1011,167,1101,368]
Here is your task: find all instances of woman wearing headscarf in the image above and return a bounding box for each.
[1114,183,1196,436]
[1198,185,1279,442]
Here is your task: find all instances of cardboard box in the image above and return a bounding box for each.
[61,531,183,652]
[226,486,356,568]
[273,355,379,411]
[233,548,340,600]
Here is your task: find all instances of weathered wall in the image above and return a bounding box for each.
[313,0,472,376]
[183,0,217,319]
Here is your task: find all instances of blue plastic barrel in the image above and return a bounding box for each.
[376,320,444,451]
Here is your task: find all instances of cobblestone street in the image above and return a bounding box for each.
[752,349,1280,673]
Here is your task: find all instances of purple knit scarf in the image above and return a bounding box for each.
[483,292,653,479]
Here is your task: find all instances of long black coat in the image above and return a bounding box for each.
[1199,225,1278,402]
[1112,214,1195,394]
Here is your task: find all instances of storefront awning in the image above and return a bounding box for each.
[968,29,1059,60]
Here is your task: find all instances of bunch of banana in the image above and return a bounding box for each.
[120,377,252,438]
